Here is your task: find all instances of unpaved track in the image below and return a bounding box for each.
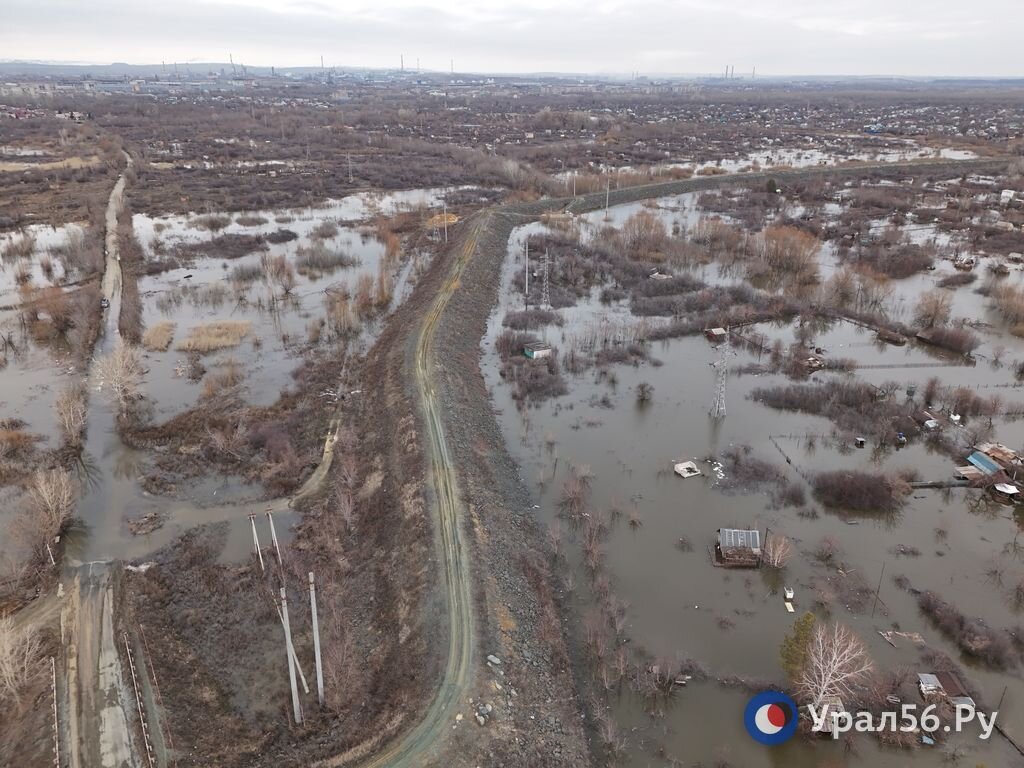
[342,154,1010,768]
[64,562,139,768]
[63,152,141,768]
[319,214,489,768]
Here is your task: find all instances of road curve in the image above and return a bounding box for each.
[338,153,1011,768]
[320,214,488,768]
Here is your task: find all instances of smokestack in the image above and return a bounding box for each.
[401,54,404,72]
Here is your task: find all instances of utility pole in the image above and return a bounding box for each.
[604,176,610,220]
[280,587,303,724]
[442,201,448,242]
[347,153,353,183]
[249,513,264,572]
[400,54,404,72]
[266,509,282,566]
[50,657,59,768]
[309,573,325,706]
[710,344,728,418]
[871,561,886,618]
[541,250,550,309]
[524,240,529,308]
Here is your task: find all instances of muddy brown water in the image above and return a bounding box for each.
[482,192,1024,765]
[2,189,449,568]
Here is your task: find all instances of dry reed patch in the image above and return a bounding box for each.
[175,321,251,353]
[142,321,176,351]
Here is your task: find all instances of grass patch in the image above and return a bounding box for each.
[234,214,268,227]
[175,321,252,353]
[294,242,358,276]
[142,321,176,351]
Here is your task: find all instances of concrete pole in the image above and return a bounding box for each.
[249,514,264,572]
[266,510,282,566]
[280,587,303,724]
[442,201,448,243]
[309,572,325,706]
[50,656,59,768]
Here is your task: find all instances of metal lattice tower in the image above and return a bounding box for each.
[710,345,728,418]
[541,249,551,309]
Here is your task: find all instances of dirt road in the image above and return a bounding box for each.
[341,153,1010,768]
[62,562,140,768]
[62,153,142,768]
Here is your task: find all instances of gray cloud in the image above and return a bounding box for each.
[0,0,1017,76]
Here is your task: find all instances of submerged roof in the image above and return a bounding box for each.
[967,451,1000,475]
[718,528,760,550]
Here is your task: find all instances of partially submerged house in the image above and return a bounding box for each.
[523,342,552,360]
[714,528,761,568]
[918,671,976,711]
[813,695,847,736]
[673,461,701,478]
[704,327,728,343]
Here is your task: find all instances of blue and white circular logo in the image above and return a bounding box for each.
[744,690,798,745]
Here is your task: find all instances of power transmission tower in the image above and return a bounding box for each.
[540,250,551,309]
[710,345,728,418]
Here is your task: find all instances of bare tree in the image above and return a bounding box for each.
[0,616,42,704]
[913,289,952,329]
[763,533,793,568]
[28,469,75,541]
[55,380,88,446]
[796,622,874,708]
[94,340,143,413]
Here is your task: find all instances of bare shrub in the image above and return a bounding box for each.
[234,214,268,227]
[260,253,297,295]
[0,617,43,704]
[95,341,143,411]
[192,214,231,234]
[763,534,793,568]
[937,273,976,289]
[9,469,77,559]
[295,242,357,276]
[913,289,952,328]
[920,326,980,355]
[55,381,88,446]
[200,359,245,400]
[502,309,564,330]
[812,470,911,513]
[917,591,1017,669]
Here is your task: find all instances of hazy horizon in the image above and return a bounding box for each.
[0,0,1019,78]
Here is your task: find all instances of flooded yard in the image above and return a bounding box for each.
[481,185,1024,765]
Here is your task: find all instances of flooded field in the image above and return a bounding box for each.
[1,186,452,569]
[482,182,1024,765]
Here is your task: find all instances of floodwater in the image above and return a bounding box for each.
[556,143,979,183]
[2,187,447,569]
[481,188,1024,765]
[68,191,445,564]
[0,223,86,445]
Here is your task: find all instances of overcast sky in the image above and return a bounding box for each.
[0,0,1018,77]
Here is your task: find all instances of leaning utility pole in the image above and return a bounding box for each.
[309,573,325,706]
[280,587,302,724]
[266,510,282,566]
[604,176,611,219]
[249,513,264,572]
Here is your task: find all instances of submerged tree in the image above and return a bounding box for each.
[796,622,874,708]
[780,611,816,683]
